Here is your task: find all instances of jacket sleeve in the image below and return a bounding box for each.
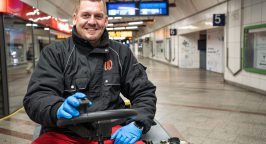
[120,47,157,134]
[23,45,65,127]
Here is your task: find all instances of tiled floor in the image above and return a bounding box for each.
[1,58,266,144]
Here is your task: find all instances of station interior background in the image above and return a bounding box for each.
[0,0,266,143]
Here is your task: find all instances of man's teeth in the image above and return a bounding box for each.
[86,28,96,30]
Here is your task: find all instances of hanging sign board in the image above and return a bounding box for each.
[170,29,177,36]
[213,14,225,26]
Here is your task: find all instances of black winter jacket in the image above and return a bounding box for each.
[23,27,157,135]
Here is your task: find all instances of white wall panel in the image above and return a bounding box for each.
[167,24,178,66]
[228,27,241,43]
[171,34,178,66]
[225,0,242,80]
[152,28,167,62]
[228,9,241,27]
[243,0,252,7]
[228,0,241,12]
[142,34,151,58]
[149,33,155,59]
[251,4,262,24]
[233,42,241,59]
[207,28,224,73]
[262,2,266,22]
[228,41,241,72]
[243,6,252,25]
[178,33,199,68]
[251,0,263,5]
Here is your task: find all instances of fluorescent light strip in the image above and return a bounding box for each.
[128,21,143,25]
[107,28,114,31]
[107,26,138,31]
[114,17,122,19]
[205,22,212,26]
[114,27,126,30]
[108,23,113,27]
[126,26,138,30]
[26,23,38,27]
[178,25,198,30]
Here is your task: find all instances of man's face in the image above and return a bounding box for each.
[73,1,108,43]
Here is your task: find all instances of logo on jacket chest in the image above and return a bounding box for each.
[104,59,113,71]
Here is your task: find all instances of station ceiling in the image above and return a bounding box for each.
[20,0,225,35]
[21,0,177,23]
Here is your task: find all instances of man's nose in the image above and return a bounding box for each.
[87,16,97,25]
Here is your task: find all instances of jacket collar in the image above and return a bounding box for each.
[72,26,110,54]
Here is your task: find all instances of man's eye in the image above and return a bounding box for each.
[82,14,90,18]
[95,15,104,20]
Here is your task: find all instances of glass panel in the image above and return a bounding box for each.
[244,25,266,74]
[50,29,69,43]
[0,43,2,116]
[33,25,50,60]
[3,14,33,113]
[254,32,266,70]
[244,32,255,68]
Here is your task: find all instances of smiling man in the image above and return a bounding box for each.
[23,0,157,144]
[74,0,108,46]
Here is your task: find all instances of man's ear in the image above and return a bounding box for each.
[73,13,77,25]
[104,16,108,27]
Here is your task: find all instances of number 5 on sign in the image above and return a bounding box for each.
[213,14,225,26]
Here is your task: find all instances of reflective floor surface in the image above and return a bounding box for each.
[0,58,266,144]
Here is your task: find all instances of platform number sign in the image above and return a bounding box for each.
[170,29,177,36]
[213,14,225,26]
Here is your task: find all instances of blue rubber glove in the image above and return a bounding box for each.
[57,92,87,119]
[111,122,142,144]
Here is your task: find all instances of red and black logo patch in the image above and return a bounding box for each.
[104,59,112,71]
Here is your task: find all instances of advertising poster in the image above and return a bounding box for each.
[254,32,266,70]
[206,29,224,73]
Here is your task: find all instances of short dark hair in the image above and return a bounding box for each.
[75,0,107,15]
